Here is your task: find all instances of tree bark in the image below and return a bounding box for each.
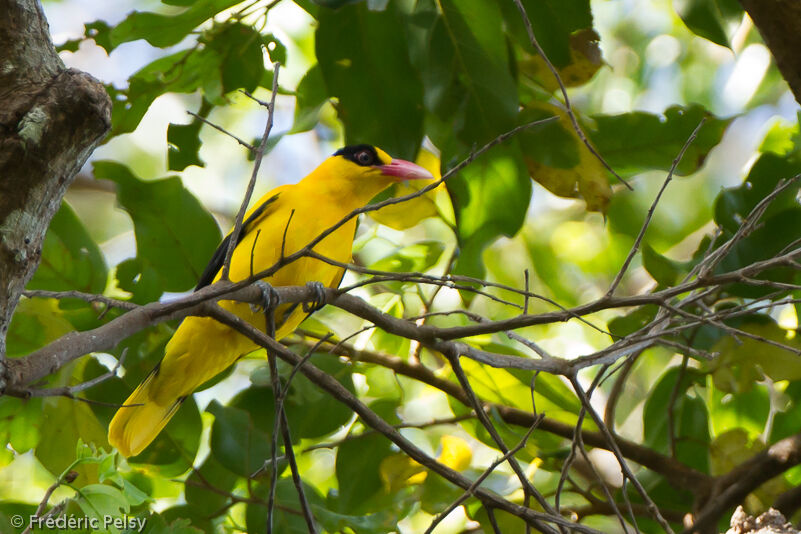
[0,0,111,387]
[740,0,801,105]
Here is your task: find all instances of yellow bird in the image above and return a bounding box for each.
[108,145,433,457]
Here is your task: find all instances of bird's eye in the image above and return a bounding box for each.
[355,150,374,165]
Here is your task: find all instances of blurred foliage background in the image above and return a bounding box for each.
[3,0,801,532]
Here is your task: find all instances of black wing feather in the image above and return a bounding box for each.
[195,194,281,290]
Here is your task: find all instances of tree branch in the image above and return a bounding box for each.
[206,305,603,533]
[688,432,801,533]
[739,0,801,105]
[0,0,111,380]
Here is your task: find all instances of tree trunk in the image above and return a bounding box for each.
[0,0,111,388]
[740,0,801,105]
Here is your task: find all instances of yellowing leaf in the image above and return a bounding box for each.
[369,148,453,229]
[709,429,761,476]
[709,321,801,393]
[437,435,472,471]
[521,103,612,213]
[519,29,603,91]
[710,431,787,510]
[379,453,427,492]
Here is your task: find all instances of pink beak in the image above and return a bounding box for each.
[379,159,435,181]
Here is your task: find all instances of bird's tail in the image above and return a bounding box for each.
[108,366,185,458]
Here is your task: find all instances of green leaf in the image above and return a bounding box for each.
[716,209,801,297]
[239,356,355,441]
[0,504,37,534]
[310,0,363,8]
[316,2,423,159]
[642,244,690,287]
[204,22,265,94]
[759,117,798,156]
[35,396,109,481]
[501,0,593,68]
[128,514,203,534]
[710,320,801,392]
[291,64,328,134]
[369,241,445,273]
[710,429,763,477]
[334,432,392,514]
[161,505,215,532]
[100,0,243,52]
[518,108,580,170]
[453,357,581,453]
[714,152,801,234]
[94,161,221,295]
[472,506,527,534]
[114,257,164,304]
[262,34,287,65]
[588,105,732,177]
[167,119,205,172]
[84,20,113,53]
[6,298,74,357]
[75,484,129,519]
[673,0,731,48]
[433,0,518,143]
[207,400,272,478]
[28,201,107,294]
[56,38,82,53]
[313,506,396,534]
[246,479,327,534]
[0,396,42,453]
[121,479,150,507]
[708,383,769,440]
[520,106,611,212]
[770,382,801,443]
[128,395,202,478]
[643,367,710,472]
[448,144,531,277]
[111,44,227,137]
[185,456,238,514]
[419,471,464,514]
[460,357,581,417]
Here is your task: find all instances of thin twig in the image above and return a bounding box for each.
[511,0,630,189]
[280,209,295,260]
[303,412,478,453]
[10,350,128,401]
[523,269,530,315]
[22,470,79,534]
[570,376,675,534]
[666,355,690,458]
[606,118,706,296]
[207,305,604,533]
[242,117,558,286]
[22,289,137,310]
[445,347,561,521]
[187,111,255,151]
[221,62,280,280]
[424,416,544,534]
[603,354,638,431]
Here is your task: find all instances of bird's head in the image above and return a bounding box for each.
[333,144,434,183]
[306,144,434,206]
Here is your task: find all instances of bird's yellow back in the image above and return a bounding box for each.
[108,145,431,457]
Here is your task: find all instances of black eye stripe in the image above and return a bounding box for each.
[334,144,381,167]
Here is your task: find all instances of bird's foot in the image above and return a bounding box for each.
[303,281,327,313]
[251,280,280,315]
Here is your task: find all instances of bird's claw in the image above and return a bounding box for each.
[303,281,326,313]
[251,280,280,315]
